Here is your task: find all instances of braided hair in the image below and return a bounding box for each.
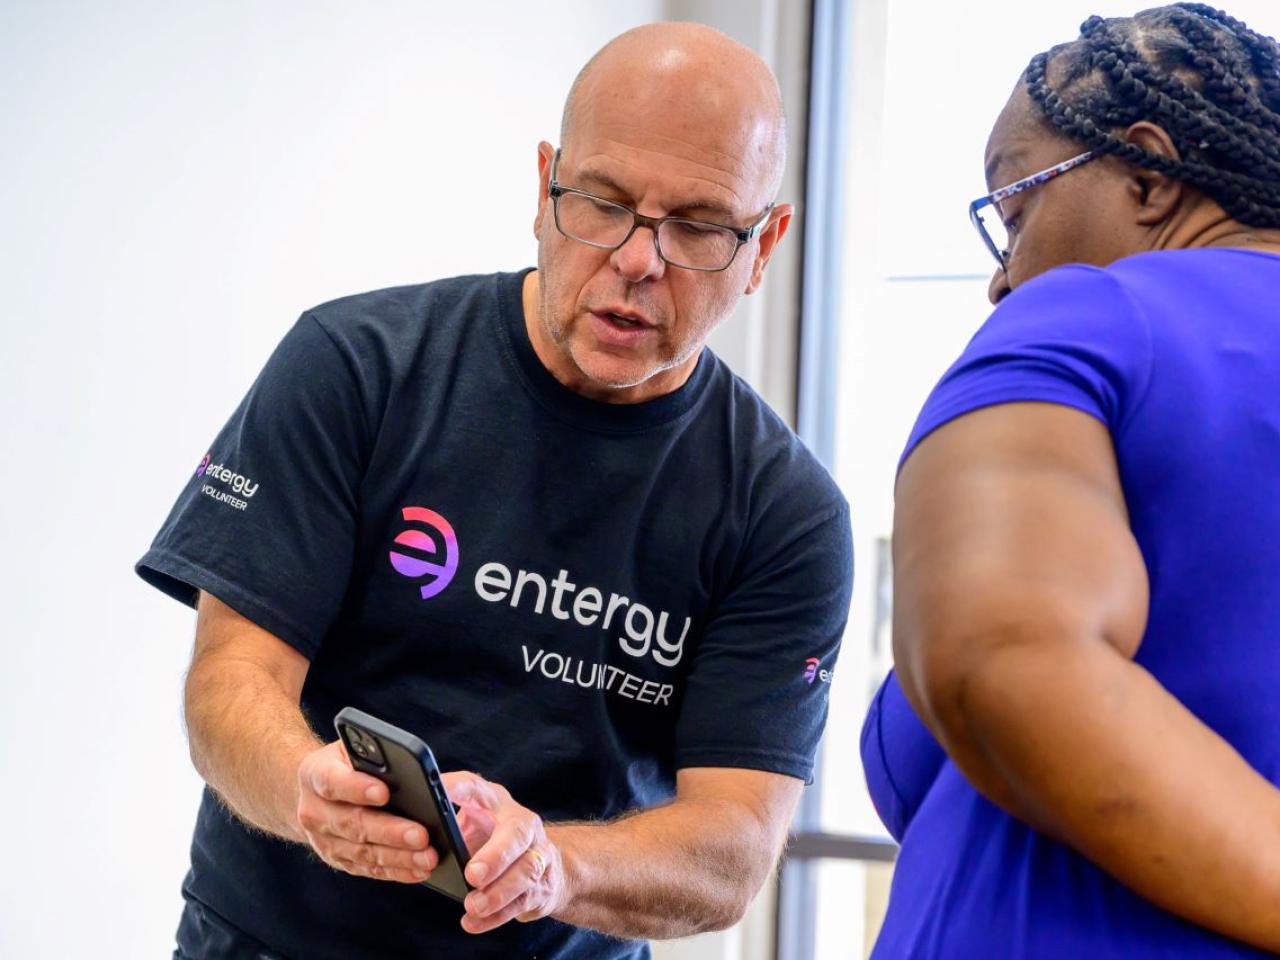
[1024,3,1280,228]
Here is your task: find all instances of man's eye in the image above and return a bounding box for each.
[669,219,723,238]
[1003,214,1021,235]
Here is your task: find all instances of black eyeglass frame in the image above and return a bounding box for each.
[547,149,775,273]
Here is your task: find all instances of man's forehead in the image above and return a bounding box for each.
[563,89,780,210]
[563,138,760,216]
[572,71,776,151]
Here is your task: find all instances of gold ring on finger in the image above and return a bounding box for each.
[527,846,547,880]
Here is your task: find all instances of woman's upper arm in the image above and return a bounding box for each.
[892,402,1149,756]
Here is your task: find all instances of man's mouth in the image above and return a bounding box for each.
[593,306,653,331]
[604,312,645,329]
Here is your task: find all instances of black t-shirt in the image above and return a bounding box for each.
[138,270,853,960]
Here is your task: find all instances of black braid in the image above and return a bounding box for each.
[1083,17,1279,181]
[1179,3,1280,111]
[1166,6,1280,138]
[1024,4,1280,229]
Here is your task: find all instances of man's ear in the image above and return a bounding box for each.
[1122,122,1185,227]
[533,141,555,238]
[744,203,794,295]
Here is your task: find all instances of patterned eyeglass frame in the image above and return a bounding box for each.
[547,149,774,272]
[969,150,1099,272]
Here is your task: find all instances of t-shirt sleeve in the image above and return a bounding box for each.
[860,669,946,842]
[902,264,1154,465]
[135,313,370,659]
[673,494,853,783]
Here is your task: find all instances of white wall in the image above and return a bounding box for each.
[0,3,679,956]
[0,0,816,956]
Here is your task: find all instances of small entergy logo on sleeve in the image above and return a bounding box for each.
[196,453,259,510]
[804,657,832,685]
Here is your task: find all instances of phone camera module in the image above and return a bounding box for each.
[362,737,386,766]
[344,727,385,768]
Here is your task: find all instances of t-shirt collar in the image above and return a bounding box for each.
[495,268,714,432]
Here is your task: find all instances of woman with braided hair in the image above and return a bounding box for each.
[860,4,1280,956]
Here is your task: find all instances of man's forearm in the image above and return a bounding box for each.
[547,796,779,940]
[184,651,320,842]
[919,638,1280,952]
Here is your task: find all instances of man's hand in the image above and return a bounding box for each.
[296,740,439,884]
[443,772,568,935]
[438,766,797,940]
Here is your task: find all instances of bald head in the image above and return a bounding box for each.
[560,22,788,201]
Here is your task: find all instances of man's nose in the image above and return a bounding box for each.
[610,225,666,283]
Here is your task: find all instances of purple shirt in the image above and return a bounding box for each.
[865,249,1280,958]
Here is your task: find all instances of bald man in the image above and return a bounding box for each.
[137,22,851,960]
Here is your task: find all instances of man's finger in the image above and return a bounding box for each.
[308,760,389,806]
[325,837,438,874]
[462,888,537,935]
[318,806,430,850]
[441,771,499,807]
[464,847,545,919]
[455,805,498,854]
[330,855,432,886]
[466,813,537,886]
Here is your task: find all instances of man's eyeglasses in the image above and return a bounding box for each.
[969,150,1098,271]
[548,150,773,272]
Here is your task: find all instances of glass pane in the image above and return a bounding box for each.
[808,859,895,960]
[659,219,737,269]
[556,191,632,246]
[970,202,1007,269]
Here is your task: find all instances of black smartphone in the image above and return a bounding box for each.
[333,707,472,901]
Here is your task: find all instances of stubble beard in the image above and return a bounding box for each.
[536,270,688,392]
[535,238,737,393]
